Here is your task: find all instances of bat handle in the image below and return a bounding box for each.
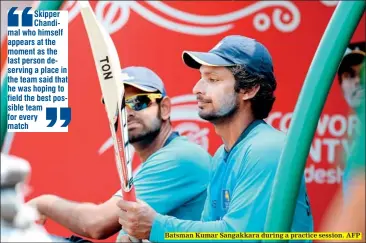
[122,188,142,243]
[122,188,137,202]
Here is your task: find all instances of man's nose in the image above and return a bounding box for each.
[125,105,135,116]
[193,79,204,95]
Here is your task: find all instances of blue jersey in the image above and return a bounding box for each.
[150,120,314,242]
[114,132,211,240]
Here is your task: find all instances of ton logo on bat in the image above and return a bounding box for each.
[99,56,113,80]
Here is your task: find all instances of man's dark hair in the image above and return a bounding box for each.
[227,65,276,120]
[337,53,365,84]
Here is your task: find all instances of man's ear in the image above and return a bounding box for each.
[159,97,171,121]
[241,84,260,101]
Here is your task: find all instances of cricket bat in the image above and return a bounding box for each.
[78,2,140,242]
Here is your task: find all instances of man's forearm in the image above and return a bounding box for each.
[38,195,100,238]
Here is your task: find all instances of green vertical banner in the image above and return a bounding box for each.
[0,0,64,149]
[264,0,366,236]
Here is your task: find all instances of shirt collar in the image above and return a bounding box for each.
[224,119,264,154]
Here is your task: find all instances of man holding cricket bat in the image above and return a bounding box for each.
[27,66,211,242]
[116,36,314,242]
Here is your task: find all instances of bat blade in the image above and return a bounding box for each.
[79,2,141,242]
[79,2,120,123]
[78,1,136,200]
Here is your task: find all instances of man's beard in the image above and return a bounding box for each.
[128,113,162,144]
[129,126,161,144]
[198,92,240,124]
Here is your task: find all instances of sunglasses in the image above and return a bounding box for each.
[125,93,163,111]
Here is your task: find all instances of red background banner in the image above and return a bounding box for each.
[3,1,365,242]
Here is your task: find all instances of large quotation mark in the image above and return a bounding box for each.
[22,7,33,27]
[46,107,57,127]
[60,107,71,127]
[7,7,33,27]
[8,7,19,27]
[46,107,72,128]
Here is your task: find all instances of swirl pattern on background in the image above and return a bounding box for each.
[64,1,301,35]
